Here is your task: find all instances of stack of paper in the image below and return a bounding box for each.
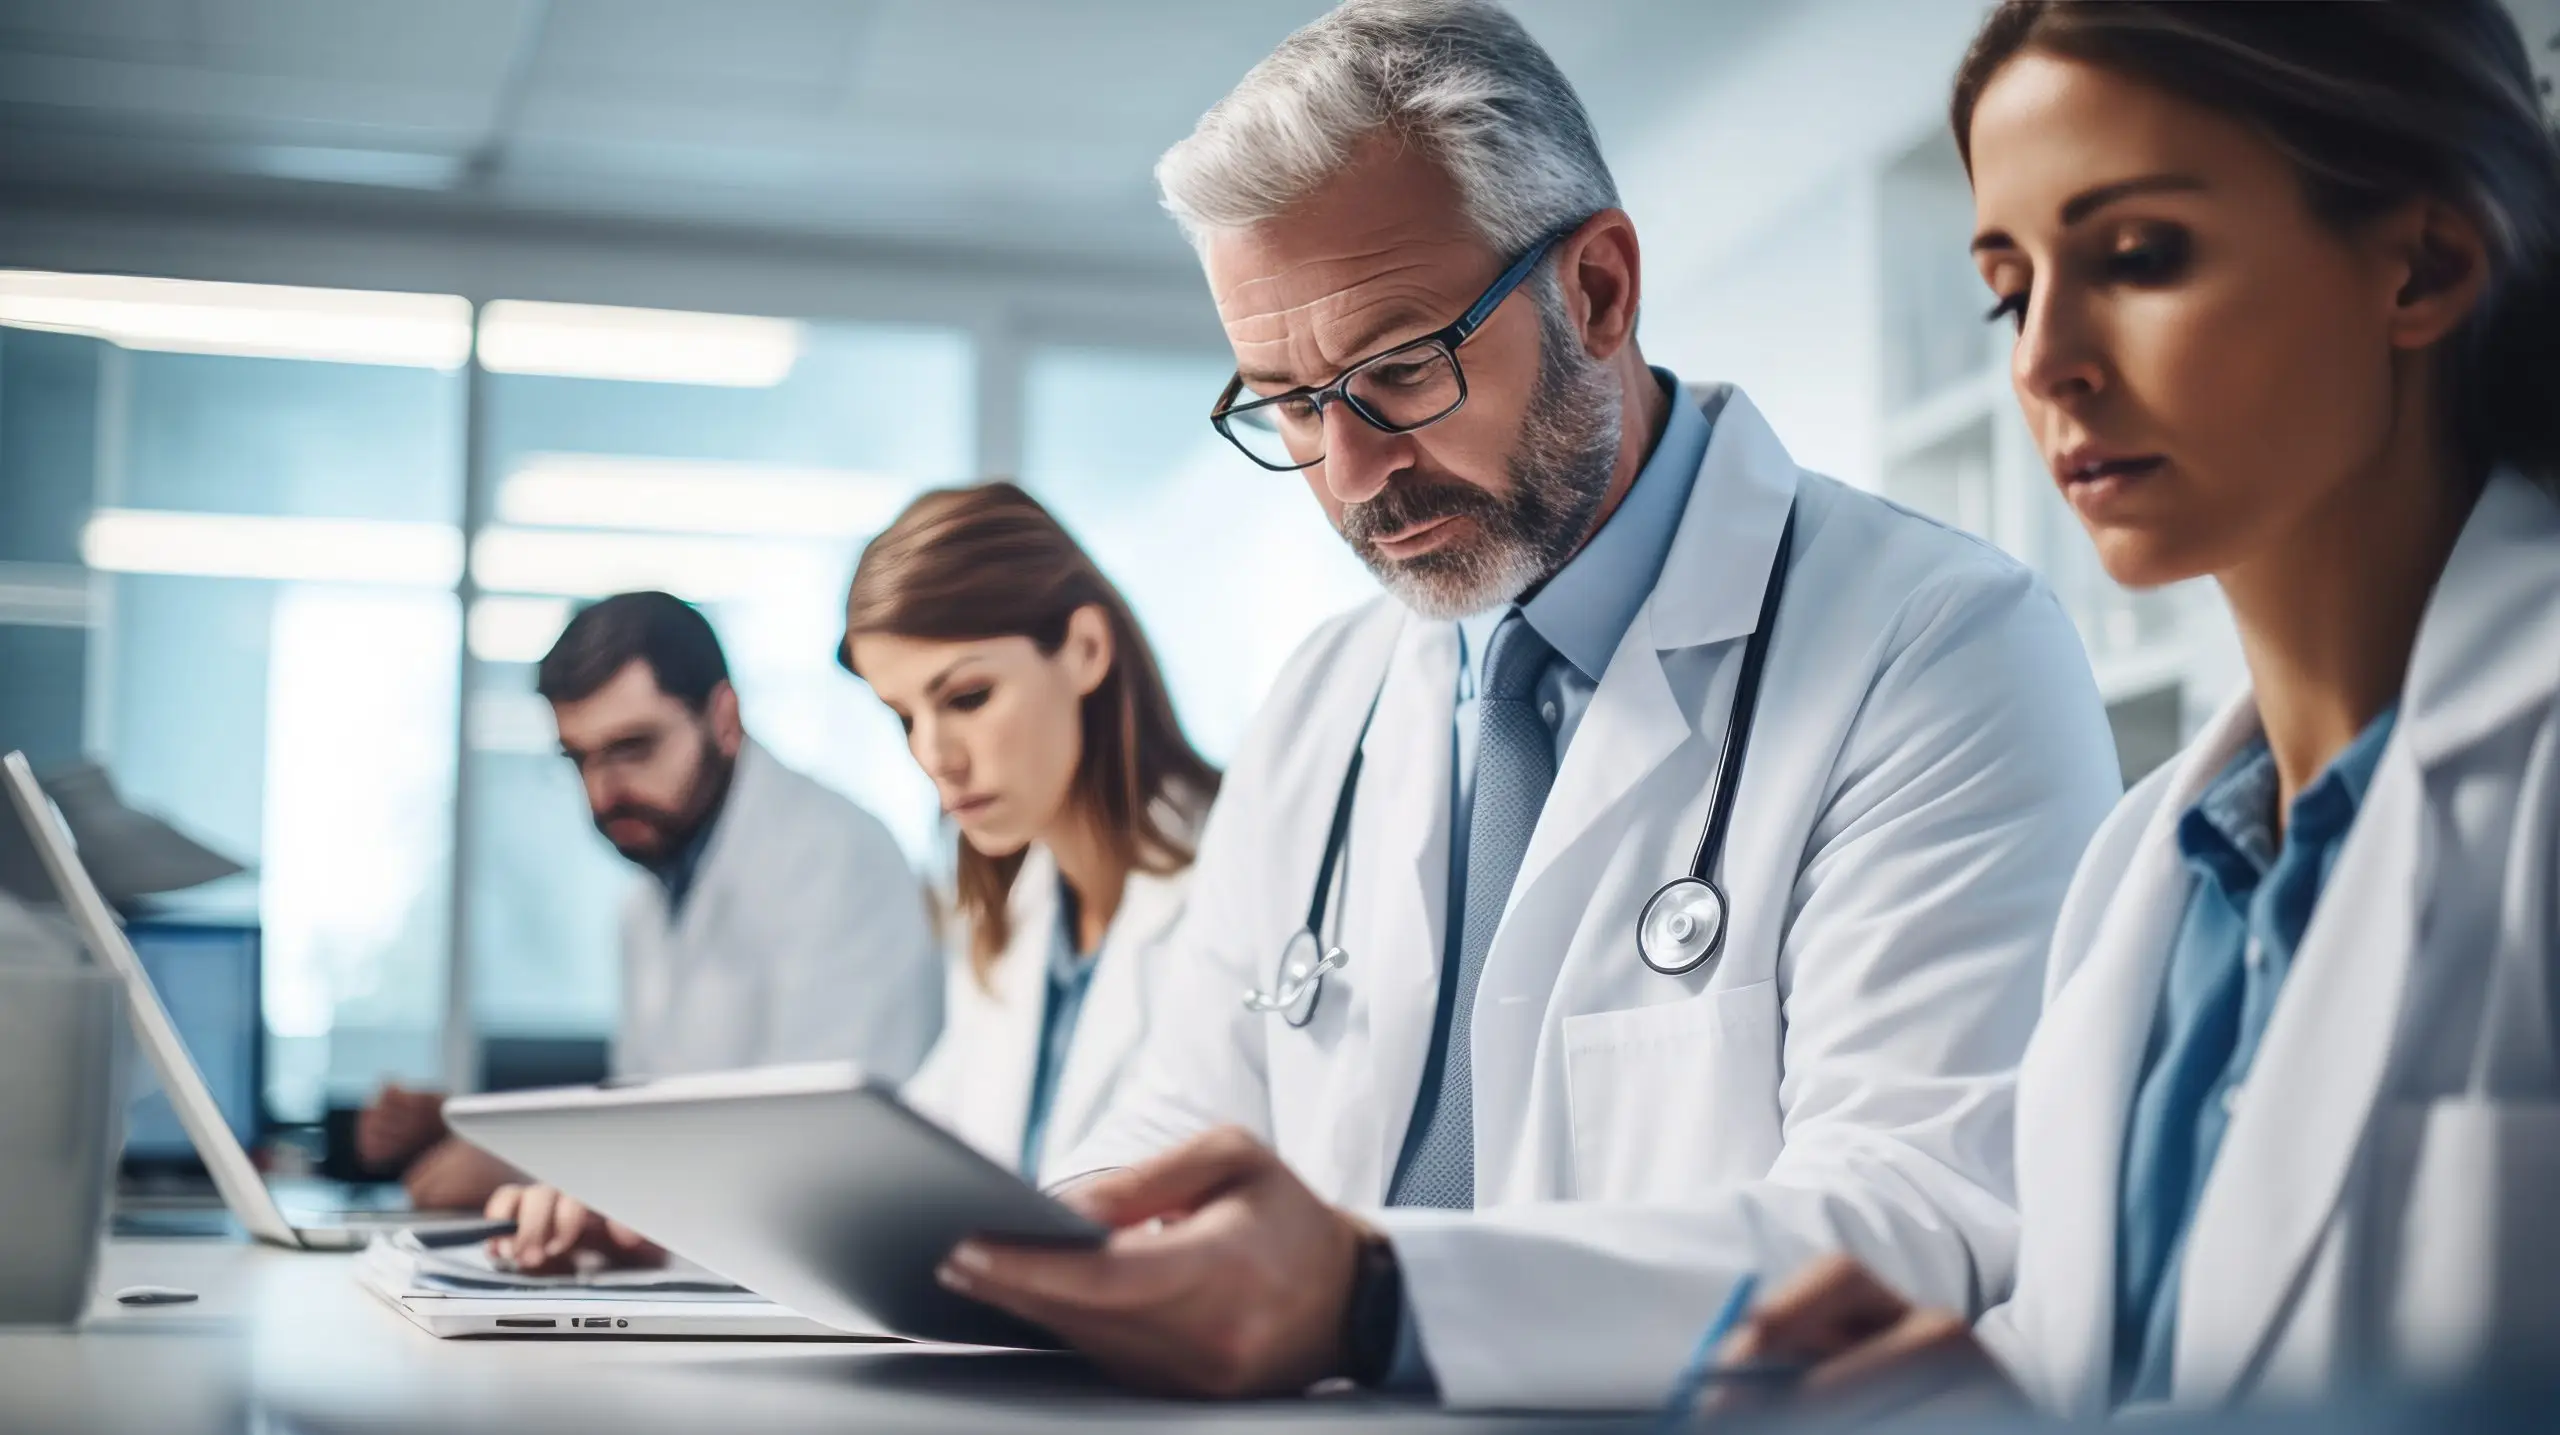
[360,1230,751,1296]
[355,1231,883,1339]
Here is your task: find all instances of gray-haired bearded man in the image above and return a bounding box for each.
[938,0,2120,1409]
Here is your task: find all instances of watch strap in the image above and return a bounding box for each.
[1340,1232,1404,1387]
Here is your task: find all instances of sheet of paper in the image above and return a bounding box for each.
[366,1231,747,1295]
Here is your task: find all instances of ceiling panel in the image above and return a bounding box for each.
[524,0,871,118]
[0,0,1758,272]
[0,0,195,56]
[200,0,530,88]
[849,0,1320,130]
[0,51,501,136]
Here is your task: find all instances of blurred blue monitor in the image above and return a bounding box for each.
[122,920,263,1169]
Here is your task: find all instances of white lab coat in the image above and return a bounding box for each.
[1069,387,2124,1409]
[1978,469,2560,1415]
[902,846,1189,1184]
[617,740,940,1083]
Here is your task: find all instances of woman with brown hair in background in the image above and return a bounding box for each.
[844,481,1219,1187]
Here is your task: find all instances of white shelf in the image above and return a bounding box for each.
[1881,367,2007,465]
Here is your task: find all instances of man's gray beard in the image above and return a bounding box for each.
[1343,299,1624,622]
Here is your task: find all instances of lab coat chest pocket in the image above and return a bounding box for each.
[1560,979,1781,1199]
[2362,1099,2560,1385]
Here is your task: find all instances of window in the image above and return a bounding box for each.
[111,346,465,1121]
[1,273,1370,1104]
[0,271,475,1122]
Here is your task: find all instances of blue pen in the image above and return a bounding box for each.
[1654,1272,1762,1434]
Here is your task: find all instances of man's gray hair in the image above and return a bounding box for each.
[1156,0,1620,257]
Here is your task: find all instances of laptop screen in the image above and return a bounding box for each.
[123,921,262,1166]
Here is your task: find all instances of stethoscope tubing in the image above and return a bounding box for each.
[1638,508,1797,976]
[1254,499,1799,1010]
[1682,508,1796,893]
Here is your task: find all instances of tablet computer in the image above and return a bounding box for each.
[444,1062,1106,1348]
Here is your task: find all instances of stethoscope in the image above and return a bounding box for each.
[1244,505,1799,1027]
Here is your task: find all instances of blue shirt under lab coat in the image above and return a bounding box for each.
[2113,708,2400,1405]
[1018,880,1100,1181]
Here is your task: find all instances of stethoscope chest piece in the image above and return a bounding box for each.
[1243,927,1346,1028]
[1638,875,1728,976]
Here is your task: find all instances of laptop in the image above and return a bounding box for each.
[4,750,461,1252]
[117,919,266,1178]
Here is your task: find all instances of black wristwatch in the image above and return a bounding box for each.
[1340,1232,1405,1387]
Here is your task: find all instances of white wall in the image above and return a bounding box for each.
[1617,0,1990,488]
[1641,177,1881,489]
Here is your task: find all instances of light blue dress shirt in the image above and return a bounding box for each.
[2112,707,2399,1406]
[1017,880,1100,1181]
[1385,368,1711,1390]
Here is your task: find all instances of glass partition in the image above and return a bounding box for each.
[0,276,1379,1103]
[0,277,479,1123]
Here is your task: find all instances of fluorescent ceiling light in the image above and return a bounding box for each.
[472,528,814,603]
[82,509,464,587]
[499,454,908,538]
[247,145,468,192]
[476,300,803,387]
[466,595,575,665]
[0,270,471,369]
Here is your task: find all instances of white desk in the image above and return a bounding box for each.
[0,1238,1642,1434]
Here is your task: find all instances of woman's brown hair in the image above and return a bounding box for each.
[1950,0,2560,489]
[843,481,1220,984]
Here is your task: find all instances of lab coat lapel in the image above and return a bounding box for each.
[1043,867,1180,1161]
[1467,390,1795,1183]
[2398,472,2560,767]
[2170,749,2426,1403]
[626,741,778,1072]
[2018,698,2262,1414]
[2174,471,2560,1403]
[1504,608,1689,931]
[964,850,1052,1159]
[1497,389,1795,996]
[1358,616,1458,1198]
[669,739,780,951]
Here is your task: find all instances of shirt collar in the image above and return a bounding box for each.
[1461,367,1709,685]
[648,803,722,914]
[1047,876,1098,983]
[2177,706,2400,886]
[2179,737,2282,884]
[2290,705,2398,843]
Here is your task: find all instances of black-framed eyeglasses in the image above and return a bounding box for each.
[1208,222,1582,473]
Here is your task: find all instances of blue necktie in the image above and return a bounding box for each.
[1389,610,1557,1209]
